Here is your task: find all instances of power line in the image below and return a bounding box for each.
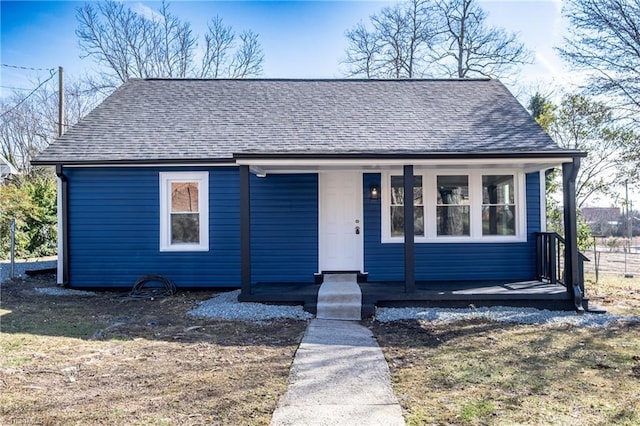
[0,85,32,91]
[1,63,56,72]
[0,69,57,119]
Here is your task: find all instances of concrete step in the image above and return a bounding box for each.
[317,292,361,304]
[316,274,362,321]
[317,302,361,320]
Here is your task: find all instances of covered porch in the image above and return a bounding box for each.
[235,153,588,315]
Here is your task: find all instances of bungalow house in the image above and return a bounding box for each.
[33,79,588,315]
[0,154,18,182]
[581,207,622,236]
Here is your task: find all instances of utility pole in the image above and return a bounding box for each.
[625,180,634,278]
[58,66,64,138]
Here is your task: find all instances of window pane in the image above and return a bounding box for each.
[171,213,200,243]
[390,176,404,205]
[482,175,514,204]
[171,182,199,212]
[390,175,424,237]
[436,176,469,236]
[437,206,470,236]
[390,206,425,236]
[414,206,424,236]
[390,175,423,206]
[437,175,469,205]
[390,206,404,237]
[482,205,516,235]
[413,176,423,205]
[482,175,516,236]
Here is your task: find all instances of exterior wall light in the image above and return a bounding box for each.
[370,184,380,200]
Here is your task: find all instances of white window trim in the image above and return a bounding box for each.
[539,170,547,232]
[381,169,527,243]
[159,171,209,252]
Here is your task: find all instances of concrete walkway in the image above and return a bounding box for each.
[270,319,405,426]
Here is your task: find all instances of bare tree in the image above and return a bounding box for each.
[1,96,49,174]
[199,17,263,78]
[228,30,264,78]
[200,16,234,79]
[559,0,640,119]
[344,23,382,78]
[433,0,530,78]
[0,78,99,173]
[342,0,530,79]
[343,0,437,78]
[76,0,263,90]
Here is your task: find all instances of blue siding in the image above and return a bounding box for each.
[363,172,542,282]
[66,167,317,289]
[251,174,318,283]
[66,167,240,289]
[66,167,540,288]
[525,171,542,246]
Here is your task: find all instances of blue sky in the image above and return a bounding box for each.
[1,0,569,99]
[2,1,637,207]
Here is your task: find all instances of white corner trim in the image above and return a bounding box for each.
[159,171,209,252]
[539,170,547,232]
[56,177,64,284]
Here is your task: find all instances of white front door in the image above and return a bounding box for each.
[319,172,363,272]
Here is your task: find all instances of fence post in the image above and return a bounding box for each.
[10,218,16,279]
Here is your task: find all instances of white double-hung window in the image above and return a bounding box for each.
[389,175,425,237]
[482,175,517,236]
[382,170,525,242]
[436,175,470,237]
[159,172,209,251]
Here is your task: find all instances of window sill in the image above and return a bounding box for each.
[381,236,526,244]
[160,245,209,252]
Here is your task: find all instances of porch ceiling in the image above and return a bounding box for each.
[239,156,573,176]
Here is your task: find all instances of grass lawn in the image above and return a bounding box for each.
[586,273,640,316]
[371,275,640,425]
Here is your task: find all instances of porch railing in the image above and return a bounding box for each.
[536,232,566,286]
[535,232,589,298]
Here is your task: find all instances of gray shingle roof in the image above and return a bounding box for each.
[34,78,569,164]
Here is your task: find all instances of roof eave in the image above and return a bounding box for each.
[233,150,587,160]
[31,158,237,167]
[31,150,587,167]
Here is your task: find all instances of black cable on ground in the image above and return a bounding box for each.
[129,274,176,299]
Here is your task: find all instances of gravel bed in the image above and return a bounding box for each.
[188,290,314,321]
[375,306,640,327]
[187,290,639,327]
[34,287,97,297]
[28,285,638,327]
[0,259,57,283]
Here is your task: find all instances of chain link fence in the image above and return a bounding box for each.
[0,218,57,283]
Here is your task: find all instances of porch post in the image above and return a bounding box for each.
[403,165,415,293]
[562,158,581,308]
[240,165,252,295]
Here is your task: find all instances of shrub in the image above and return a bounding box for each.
[0,172,57,259]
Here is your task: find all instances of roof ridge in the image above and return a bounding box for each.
[134,77,494,83]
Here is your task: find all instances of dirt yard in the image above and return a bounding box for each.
[0,276,307,425]
[1,270,639,425]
